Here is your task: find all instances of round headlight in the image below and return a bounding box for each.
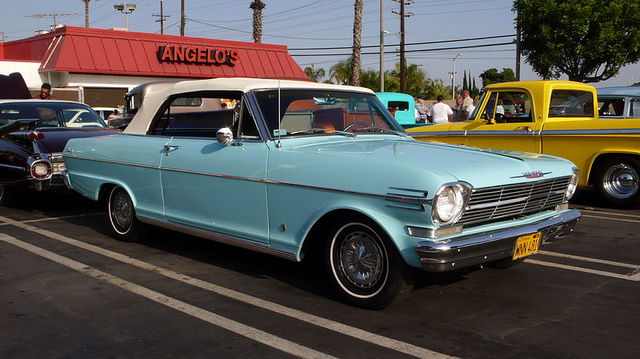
[432,183,471,224]
[565,168,579,200]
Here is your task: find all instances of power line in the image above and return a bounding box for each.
[291,41,515,57]
[289,34,516,51]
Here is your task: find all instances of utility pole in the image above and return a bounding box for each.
[180,0,186,36]
[153,0,170,34]
[392,0,412,93]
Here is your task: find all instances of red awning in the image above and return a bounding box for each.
[4,26,307,80]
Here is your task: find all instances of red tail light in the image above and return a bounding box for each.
[28,131,45,140]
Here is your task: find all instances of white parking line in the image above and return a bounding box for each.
[0,215,455,359]
[527,259,640,282]
[538,250,639,269]
[580,213,640,223]
[0,233,336,359]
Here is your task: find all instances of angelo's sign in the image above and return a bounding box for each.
[158,45,239,65]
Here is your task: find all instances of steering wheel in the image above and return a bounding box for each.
[343,122,368,132]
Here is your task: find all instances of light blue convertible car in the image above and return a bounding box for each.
[63,78,581,309]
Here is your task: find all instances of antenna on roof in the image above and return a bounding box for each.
[26,13,77,28]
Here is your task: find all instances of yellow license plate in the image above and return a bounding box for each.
[513,232,541,260]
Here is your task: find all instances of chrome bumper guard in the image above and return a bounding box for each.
[415,209,581,272]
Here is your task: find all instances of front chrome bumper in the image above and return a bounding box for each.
[415,209,581,272]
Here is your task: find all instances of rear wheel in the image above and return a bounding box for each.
[325,217,414,310]
[0,184,18,206]
[108,186,146,242]
[593,157,640,208]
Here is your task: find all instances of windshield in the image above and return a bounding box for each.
[0,102,107,128]
[253,90,404,137]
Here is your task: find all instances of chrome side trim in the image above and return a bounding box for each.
[63,155,428,203]
[541,128,640,135]
[138,215,297,262]
[0,163,25,171]
[411,128,640,137]
[410,130,451,136]
[415,209,581,272]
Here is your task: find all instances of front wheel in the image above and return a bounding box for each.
[108,186,146,242]
[593,157,640,208]
[325,218,414,310]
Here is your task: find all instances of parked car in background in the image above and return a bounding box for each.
[92,107,118,122]
[63,78,580,309]
[0,100,119,205]
[408,80,640,208]
[106,81,178,128]
[597,86,640,119]
[375,92,421,128]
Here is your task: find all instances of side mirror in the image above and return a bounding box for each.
[216,127,233,144]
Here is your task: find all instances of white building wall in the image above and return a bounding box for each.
[0,61,41,88]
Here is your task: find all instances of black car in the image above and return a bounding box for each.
[0,100,120,205]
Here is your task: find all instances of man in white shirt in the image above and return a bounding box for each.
[428,95,453,124]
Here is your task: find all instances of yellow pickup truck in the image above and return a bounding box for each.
[407,80,640,208]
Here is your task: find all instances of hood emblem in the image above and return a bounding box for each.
[511,171,551,179]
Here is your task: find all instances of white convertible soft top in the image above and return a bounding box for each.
[123,77,375,135]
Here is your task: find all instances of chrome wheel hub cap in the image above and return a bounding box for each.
[604,163,639,199]
[339,231,383,288]
[112,192,132,229]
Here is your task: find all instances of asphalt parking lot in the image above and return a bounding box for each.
[1,190,638,359]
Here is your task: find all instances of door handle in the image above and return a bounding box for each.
[521,126,534,135]
[164,145,181,156]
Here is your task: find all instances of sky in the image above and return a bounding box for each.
[2,0,638,89]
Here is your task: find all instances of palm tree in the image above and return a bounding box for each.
[350,0,363,86]
[250,0,266,43]
[304,65,326,82]
[81,0,91,28]
[329,58,353,85]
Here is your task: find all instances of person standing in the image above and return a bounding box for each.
[415,96,428,123]
[459,89,473,121]
[451,95,463,122]
[428,95,453,124]
[33,83,58,100]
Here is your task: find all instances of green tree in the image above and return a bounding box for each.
[513,0,640,83]
[304,65,326,82]
[329,58,352,85]
[479,68,516,87]
[388,62,427,96]
[423,78,450,100]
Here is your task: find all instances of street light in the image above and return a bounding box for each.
[114,3,136,31]
[451,53,462,100]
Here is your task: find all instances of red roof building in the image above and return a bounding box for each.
[0,26,307,107]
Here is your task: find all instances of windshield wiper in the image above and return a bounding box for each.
[289,128,356,138]
[360,126,408,137]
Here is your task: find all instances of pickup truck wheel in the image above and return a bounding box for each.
[594,157,640,208]
[108,186,146,242]
[325,218,414,310]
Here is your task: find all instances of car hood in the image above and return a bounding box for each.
[273,136,575,191]
[35,128,121,153]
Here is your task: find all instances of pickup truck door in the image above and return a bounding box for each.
[463,90,539,153]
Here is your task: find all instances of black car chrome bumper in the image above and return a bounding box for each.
[415,209,581,272]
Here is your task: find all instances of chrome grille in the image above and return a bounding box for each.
[459,176,571,226]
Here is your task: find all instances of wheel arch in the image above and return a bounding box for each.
[300,208,401,264]
[587,152,640,186]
